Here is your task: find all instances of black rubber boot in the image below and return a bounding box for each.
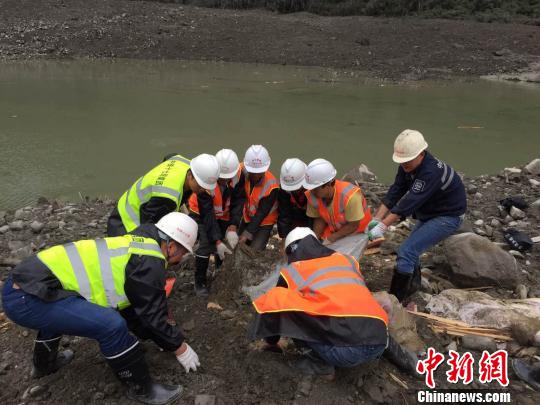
[194,255,210,297]
[107,342,182,405]
[512,359,540,391]
[384,336,420,378]
[31,336,74,378]
[388,268,414,303]
[293,350,335,376]
[410,262,422,295]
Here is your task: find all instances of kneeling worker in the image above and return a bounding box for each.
[368,129,466,302]
[107,153,220,237]
[277,158,311,243]
[303,159,372,244]
[188,148,245,295]
[2,213,201,405]
[238,145,279,250]
[250,227,388,374]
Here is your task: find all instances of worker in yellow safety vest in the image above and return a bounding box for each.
[107,153,220,237]
[2,213,201,405]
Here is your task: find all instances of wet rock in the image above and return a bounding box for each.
[510,206,526,220]
[182,319,195,332]
[466,184,478,194]
[220,310,236,320]
[461,335,497,352]
[0,225,10,234]
[490,218,501,228]
[444,233,519,288]
[524,158,540,176]
[532,199,540,214]
[9,220,24,231]
[297,377,312,397]
[530,179,540,187]
[30,221,44,233]
[446,341,458,352]
[509,250,525,259]
[342,164,377,184]
[22,385,48,399]
[473,219,484,226]
[8,240,25,251]
[103,383,117,396]
[484,225,493,237]
[93,392,105,401]
[364,383,385,403]
[195,394,216,405]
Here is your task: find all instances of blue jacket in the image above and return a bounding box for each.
[382,151,466,221]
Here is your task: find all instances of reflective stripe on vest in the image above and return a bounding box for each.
[37,235,165,309]
[118,156,190,232]
[306,180,371,234]
[252,253,388,323]
[243,171,279,225]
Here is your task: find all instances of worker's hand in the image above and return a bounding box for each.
[367,218,381,231]
[368,222,387,240]
[176,343,200,373]
[225,230,239,250]
[322,238,332,246]
[216,241,232,260]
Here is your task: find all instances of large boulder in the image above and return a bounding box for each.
[342,164,377,184]
[444,232,519,288]
[524,158,540,176]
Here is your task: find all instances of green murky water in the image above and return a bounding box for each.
[1,59,539,209]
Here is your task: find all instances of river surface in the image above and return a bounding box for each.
[1,59,539,209]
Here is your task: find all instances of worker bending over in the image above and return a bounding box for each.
[277,158,311,244]
[304,159,372,244]
[251,227,388,374]
[2,213,201,405]
[107,153,220,237]
[238,145,279,251]
[188,149,245,296]
[368,130,466,302]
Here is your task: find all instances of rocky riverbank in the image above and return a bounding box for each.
[1,0,540,81]
[0,160,539,404]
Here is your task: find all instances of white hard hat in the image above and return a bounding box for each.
[392,129,428,163]
[302,158,337,191]
[284,227,317,249]
[280,158,307,191]
[155,212,198,254]
[190,153,220,190]
[244,145,271,173]
[216,149,240,179]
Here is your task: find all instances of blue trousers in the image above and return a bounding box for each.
[1,278,137,357]
[396,215,463,275]
[308,342,386,368]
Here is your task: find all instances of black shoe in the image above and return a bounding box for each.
[512,359,540,391]
[384,336,420,378]
[389,268,414,303]
[31,336,74,378]
[107,342,182,405]
[294,355,335,376]
[410,263,422,295]
[194,282,209,297]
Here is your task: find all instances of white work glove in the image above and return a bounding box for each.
[367,218,381,231]
[176,343,200,373]
[216,241,232,260]
[368,222,387,240]
[322,238,332,246]
[225,230,239,250]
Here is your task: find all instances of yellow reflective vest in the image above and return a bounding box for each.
[37,235,165,309]
[117,155,191,232]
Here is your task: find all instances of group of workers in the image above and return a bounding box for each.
[2,129,469,404]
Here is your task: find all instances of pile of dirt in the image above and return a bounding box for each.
[1,0,540,81]
[0,160,539,404]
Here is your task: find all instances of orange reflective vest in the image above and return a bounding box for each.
[188,167,243,221]
[306,180,372,238]
[243,170,279,226]
[253,253,388,324]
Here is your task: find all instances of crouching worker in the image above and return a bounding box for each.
[1,213,201,405]
[249,227,388,375]
[303,159,372,245]
[368,130,466,302]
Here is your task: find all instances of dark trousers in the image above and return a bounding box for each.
[106,206,127,237]
[2,278,137,357]
[194,219,230,285]
[238,222,273,251]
